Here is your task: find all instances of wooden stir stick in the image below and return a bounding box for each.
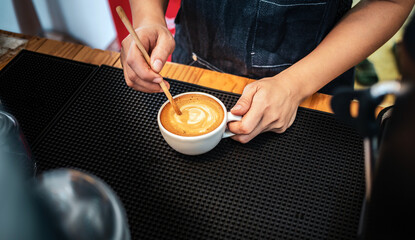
[116,6,182,115]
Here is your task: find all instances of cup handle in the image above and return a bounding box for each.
[222,112,242,138]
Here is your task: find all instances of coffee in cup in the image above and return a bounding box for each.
[160,94,224,136]
[157,92,242,155]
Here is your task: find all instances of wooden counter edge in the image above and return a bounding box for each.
[0,30,385,116]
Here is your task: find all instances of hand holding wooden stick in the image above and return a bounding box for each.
[116,6,182,115]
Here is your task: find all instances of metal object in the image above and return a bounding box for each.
[331,80,404,238]
[0,104,35,178]
[36,169,131,240]
[0,105,49,240]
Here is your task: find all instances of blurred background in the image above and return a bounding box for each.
[0,0,413,106]
[0,0,180,51]
[1,0,117,50]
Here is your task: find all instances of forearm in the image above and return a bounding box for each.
[284,0,414,98]
[130,0,169,28]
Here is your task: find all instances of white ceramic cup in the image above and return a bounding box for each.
[157,92,242,155]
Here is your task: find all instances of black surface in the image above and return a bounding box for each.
[0,50,97,145]
[29,63,365,239]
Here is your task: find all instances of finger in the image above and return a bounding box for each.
[231,120,267,144]
[121,35,163,92]
[264,119,285,134]
[126,41,161,84]
[268,111,297,134]
[288,110,297,128]
[150,32,175,73]
[231,83,258,116]
[124,63,162,93]
[120,46,127,68]
[123,66,135,89]
[121,50,138,89]
[228,94,265,135]
[124,58,171,93]
[271,126,286,134]
[136,27,161,55]
[136,79,166,93]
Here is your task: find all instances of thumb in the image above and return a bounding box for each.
[150,33,175,73]
[231,83,257,116]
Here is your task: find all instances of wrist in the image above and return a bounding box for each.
[134,15,167,29]
[131,1,167,28]
[276,69,314,103]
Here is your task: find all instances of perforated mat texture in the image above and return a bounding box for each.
[29,63,365,239]
[0,50,97,145]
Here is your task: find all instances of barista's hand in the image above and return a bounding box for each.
[228,75,305,143]
[120,23,175,92]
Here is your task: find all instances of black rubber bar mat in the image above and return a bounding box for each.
[0,50,97,145]
[32,65,365,239]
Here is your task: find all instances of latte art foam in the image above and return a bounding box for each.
[160,94,224,136]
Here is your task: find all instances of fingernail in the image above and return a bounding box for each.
[152,59,163,72]
[153,77,163,83]
[232,104,242,111]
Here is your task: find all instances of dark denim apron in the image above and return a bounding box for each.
[172,0,353,94]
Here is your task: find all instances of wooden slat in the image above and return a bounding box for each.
[35,39,83,60]
[25,36,47,51]
[161,62,187,81]
[73,46,120,66]
[300,92,333,113]
[113,58,122,68]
